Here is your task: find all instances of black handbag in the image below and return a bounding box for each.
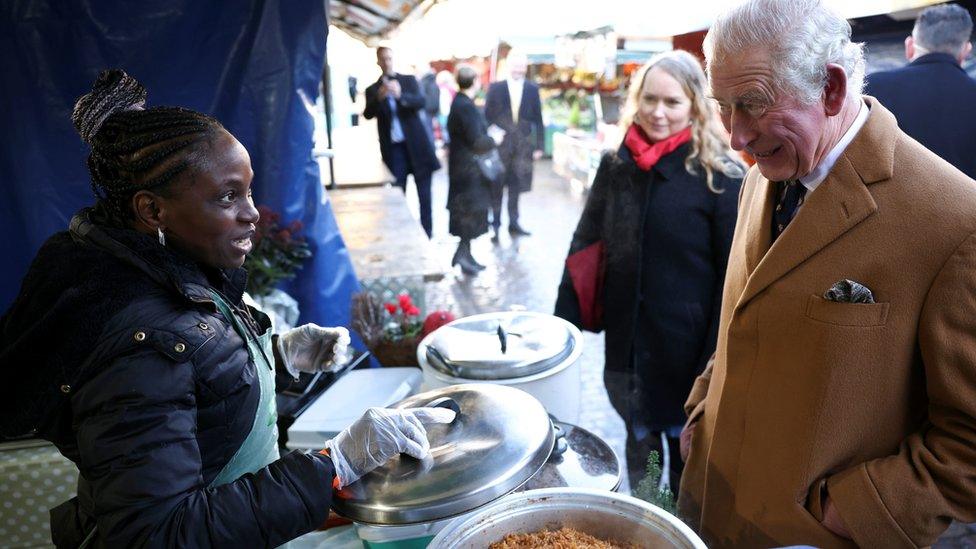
[475,148,505,183]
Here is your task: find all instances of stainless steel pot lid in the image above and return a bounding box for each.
[424,312,577,380]
[521,420,622,493]
[331,383,554,525]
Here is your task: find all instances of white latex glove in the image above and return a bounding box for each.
[324,407,456,489]
[277,324,351,377]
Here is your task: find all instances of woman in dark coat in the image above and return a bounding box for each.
[446,64,498,274]
[555,51,745,492]
[0,70,454,547]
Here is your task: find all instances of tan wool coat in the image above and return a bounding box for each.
[678,98,976,548]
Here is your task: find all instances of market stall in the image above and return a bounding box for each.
[534,27,664,189]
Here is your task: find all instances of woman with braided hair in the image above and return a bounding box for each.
[0,70,454,547]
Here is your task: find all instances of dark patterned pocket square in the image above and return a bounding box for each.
[824,279,875,303]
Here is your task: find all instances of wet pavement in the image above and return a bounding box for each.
[389,157,975,546]
[416,158,630,492]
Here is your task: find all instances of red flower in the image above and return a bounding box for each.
[288,219,304,233]
[398,293,413,309]
[384,303,398,315]
[274,229,292,244]
[405,305,421,317]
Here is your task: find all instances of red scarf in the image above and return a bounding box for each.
[623,124,692,171]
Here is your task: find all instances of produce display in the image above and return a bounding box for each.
[488,527,640,549]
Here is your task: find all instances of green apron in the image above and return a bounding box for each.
[208,290,280,487]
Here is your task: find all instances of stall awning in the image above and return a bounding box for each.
[329,0,430,42]
[382,0,948,60]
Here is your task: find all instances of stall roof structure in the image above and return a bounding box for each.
[329,0,431,42]
[331,0,948,47]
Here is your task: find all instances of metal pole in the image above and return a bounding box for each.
[322,61,337,190]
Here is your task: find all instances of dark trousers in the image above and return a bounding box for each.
[388,142,433,237]
[625,425,684,495]
[490,177,521,230]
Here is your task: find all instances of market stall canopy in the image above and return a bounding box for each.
[385,0,946,61]
[329,0,429,41]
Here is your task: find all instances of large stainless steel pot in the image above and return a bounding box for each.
[333,384,554,525]
[428,487,707,548]
[520,420,621,493]
[417,311,583,422]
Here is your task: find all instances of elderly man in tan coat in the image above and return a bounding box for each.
[678,0,976,547]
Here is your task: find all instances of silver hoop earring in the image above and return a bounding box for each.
[157,227,166,246]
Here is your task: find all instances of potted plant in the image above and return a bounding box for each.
[351,291,454,366]
[243,205,312,331]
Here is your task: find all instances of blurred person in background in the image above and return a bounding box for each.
[866,3,976,178]
[364,46,440,238]
[435,70,457,145]
[446,65,498,275]
[555,50,745,492]
[420,62,441,143]
[484,50,544,239]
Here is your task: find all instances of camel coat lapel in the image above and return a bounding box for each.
[735,164,879,312]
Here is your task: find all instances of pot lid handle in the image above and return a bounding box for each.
[426,345,461,376]
[425,396,461,420]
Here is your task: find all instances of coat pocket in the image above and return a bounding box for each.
[804,294,889,327]
[803,478,827,522]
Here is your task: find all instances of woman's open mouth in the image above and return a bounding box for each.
[232,232,254,254]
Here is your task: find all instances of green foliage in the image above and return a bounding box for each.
[632,450,677,515]
[244,206,312,297]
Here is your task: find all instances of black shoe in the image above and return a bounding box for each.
[452,243,482,275]
[455,255,482,275]
[508,224,531,237]
[465,250,487,271]
[490,227,501,244]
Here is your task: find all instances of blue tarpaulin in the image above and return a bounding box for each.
[0,0,360,329]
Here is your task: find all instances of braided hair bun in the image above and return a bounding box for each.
[71,69,224,225]
[72,69,147,145]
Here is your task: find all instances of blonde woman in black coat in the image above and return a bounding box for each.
[446,65,498,274]
[555,51,745,491]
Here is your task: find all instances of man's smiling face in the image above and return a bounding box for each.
[710,48,831,182]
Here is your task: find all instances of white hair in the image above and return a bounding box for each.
[704,0,866,104]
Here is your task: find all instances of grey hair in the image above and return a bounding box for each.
[704,0,866,104]
[914,3,973,55]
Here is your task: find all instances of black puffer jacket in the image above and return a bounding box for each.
[0,209,335,548]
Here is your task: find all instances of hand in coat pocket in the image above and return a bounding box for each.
[822,495,852,539]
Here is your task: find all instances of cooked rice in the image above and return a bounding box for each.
[488,527,639,548]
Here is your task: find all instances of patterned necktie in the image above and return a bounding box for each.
[772,180,806,240]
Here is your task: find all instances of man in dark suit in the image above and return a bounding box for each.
[364,46,440,237]
[484,51,544,238]
[865,3,976,178]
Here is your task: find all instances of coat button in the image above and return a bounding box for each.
[60,384,71,394]
[133,331,146,342]
[198,323,209,330]
[174,343,186,353]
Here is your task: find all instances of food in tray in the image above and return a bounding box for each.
[488,527,640,548]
